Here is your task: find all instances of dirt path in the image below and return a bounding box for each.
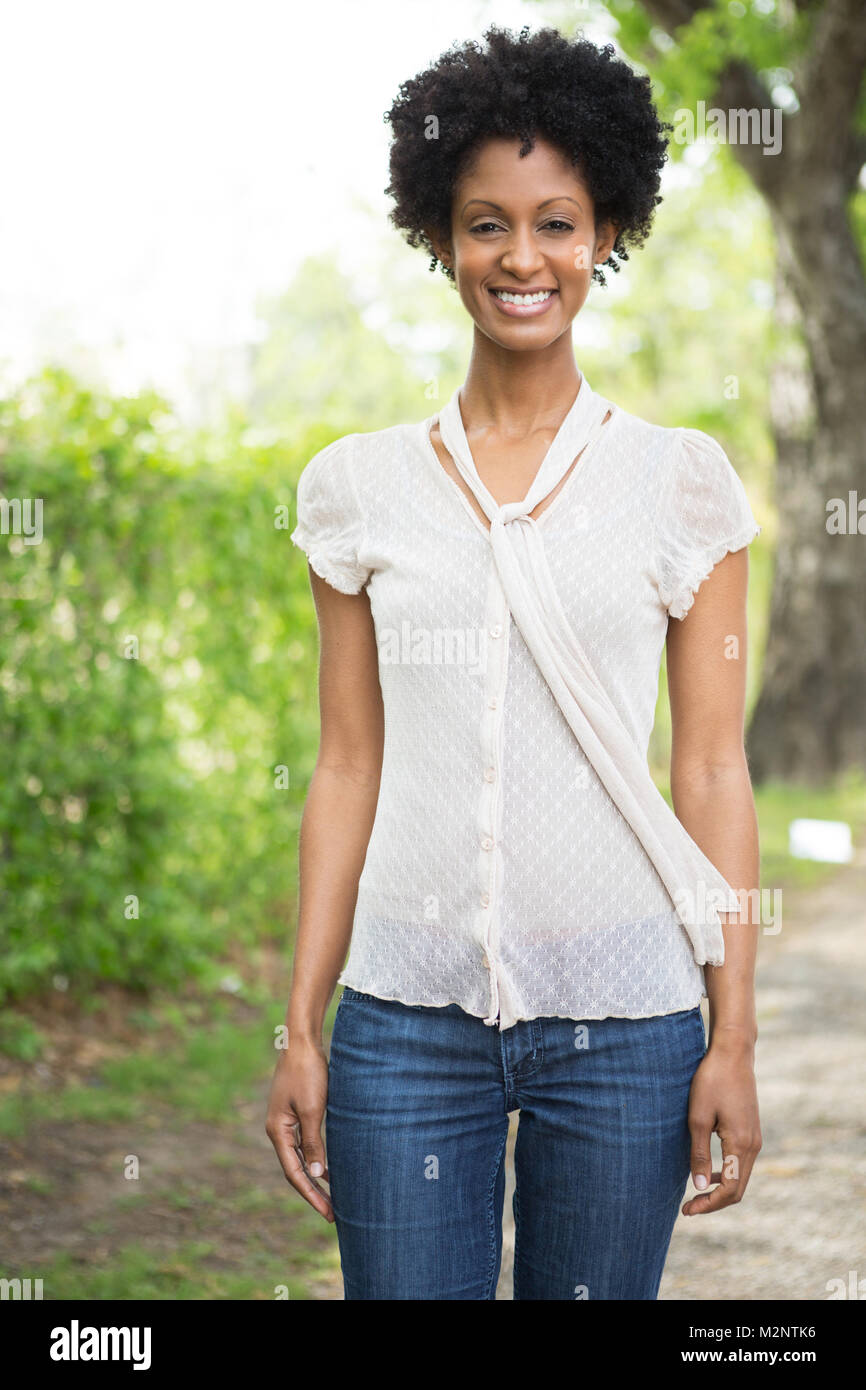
[494,856,866,1300]
[656,853,866,1302]
[2,856,863,1300]
[506,852,866,1302]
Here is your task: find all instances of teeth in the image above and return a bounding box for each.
[493,290,554,305]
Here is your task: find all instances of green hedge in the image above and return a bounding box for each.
[0,367,327,1001]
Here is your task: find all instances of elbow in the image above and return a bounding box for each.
[315,745,383,790]
[670,750,751,797]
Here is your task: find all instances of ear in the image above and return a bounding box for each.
[426,225,453,271]
[594,220,619,265]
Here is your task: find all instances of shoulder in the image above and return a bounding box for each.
[662,424,753,508]
[598,397,679,491]
[302,419,421,493]
[350,419,423,477]
[652,420,757,528]
[610,397,748,498]
[604,396,738,471]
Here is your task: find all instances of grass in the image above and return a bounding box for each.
[31,1240,331,1300]
[751,771,866,890]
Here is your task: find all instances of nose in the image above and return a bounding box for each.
[498,225,547,280]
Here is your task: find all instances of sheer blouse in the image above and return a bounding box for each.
[290,374,761,1028]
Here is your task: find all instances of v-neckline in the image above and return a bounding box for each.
[420,389,616,538]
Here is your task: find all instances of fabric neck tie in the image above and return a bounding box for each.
[436,373,742,961]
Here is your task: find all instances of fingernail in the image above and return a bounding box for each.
[693,1173,708,1190]
[309,1161,323,1177]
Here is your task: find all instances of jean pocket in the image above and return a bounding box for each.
[691,1007,708,1056]
[339,986,379,1004]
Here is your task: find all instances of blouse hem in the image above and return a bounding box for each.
[337,980,708,1024]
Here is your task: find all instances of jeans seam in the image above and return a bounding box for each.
[512,1164,523,1301]
[484,1126,509,1300]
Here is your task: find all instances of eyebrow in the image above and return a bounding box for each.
[461,196,583,214]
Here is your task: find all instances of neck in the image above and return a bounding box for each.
[459,328,583,436]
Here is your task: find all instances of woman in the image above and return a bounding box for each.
[267,25,763,1301]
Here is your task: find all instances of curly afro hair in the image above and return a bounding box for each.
[384,25,671,288]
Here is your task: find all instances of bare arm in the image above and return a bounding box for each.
[665,546,763,1215]
[288,568,383,1042]
[266,565,383,1220]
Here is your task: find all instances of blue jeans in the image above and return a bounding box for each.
[325,988,707,1300]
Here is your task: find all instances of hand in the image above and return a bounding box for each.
[682,1038,762,1216]
[265,1039,334,1222]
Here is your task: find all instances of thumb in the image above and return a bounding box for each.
[300,1115,328,1180]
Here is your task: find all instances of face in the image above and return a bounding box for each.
[429,135,617,350]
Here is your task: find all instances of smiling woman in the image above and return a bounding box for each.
[267,23,763,1303]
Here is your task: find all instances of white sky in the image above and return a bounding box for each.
[0,0,653,413]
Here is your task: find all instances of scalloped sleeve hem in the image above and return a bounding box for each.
[655,426,762,620]
[290,433,372,595]
[290,531,371,595]
[666,519,762,620]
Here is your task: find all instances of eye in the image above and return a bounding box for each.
[469,218,575,235]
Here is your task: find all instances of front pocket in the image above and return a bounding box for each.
[339,986,379,1004]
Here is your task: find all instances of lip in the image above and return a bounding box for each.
[488,287,559,318]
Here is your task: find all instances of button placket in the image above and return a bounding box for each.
[477,560,510,1024]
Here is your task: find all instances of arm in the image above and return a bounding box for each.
[665,545,762,1215]
[266,565,383,1221]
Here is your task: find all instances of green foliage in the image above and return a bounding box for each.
[0,366,325,1003]
[541,0,814,123]
[0,1013,44,1060]
[608,0,810,110]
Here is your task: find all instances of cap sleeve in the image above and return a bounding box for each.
[654,427,761,620]
[290,433,371,595]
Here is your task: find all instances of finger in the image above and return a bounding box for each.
[271,1122,334,1222]
[299,1113,329,1183]
[715,1128,761,1204]
[688,1110,715,1196]
[681,1157,740,1216]
[286,1143,335,1222]
[680,1168,722,1215]
[724,1140,759,1206]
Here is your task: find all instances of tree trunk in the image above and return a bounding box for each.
[635,0,866,783]
[747,205,866,781]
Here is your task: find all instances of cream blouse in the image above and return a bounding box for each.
[290,373,762,1029]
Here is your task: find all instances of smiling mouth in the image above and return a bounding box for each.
[488,287,558,318]
[490,288,556,305]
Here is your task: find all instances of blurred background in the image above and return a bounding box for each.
[1,0,864,1300]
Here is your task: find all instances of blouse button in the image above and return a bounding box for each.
[481,954,491,970]
[483,767,495,782]
[481,836,494,851]
[489,624,502,638]
[488,697,498,710]
[480,892,490,908]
